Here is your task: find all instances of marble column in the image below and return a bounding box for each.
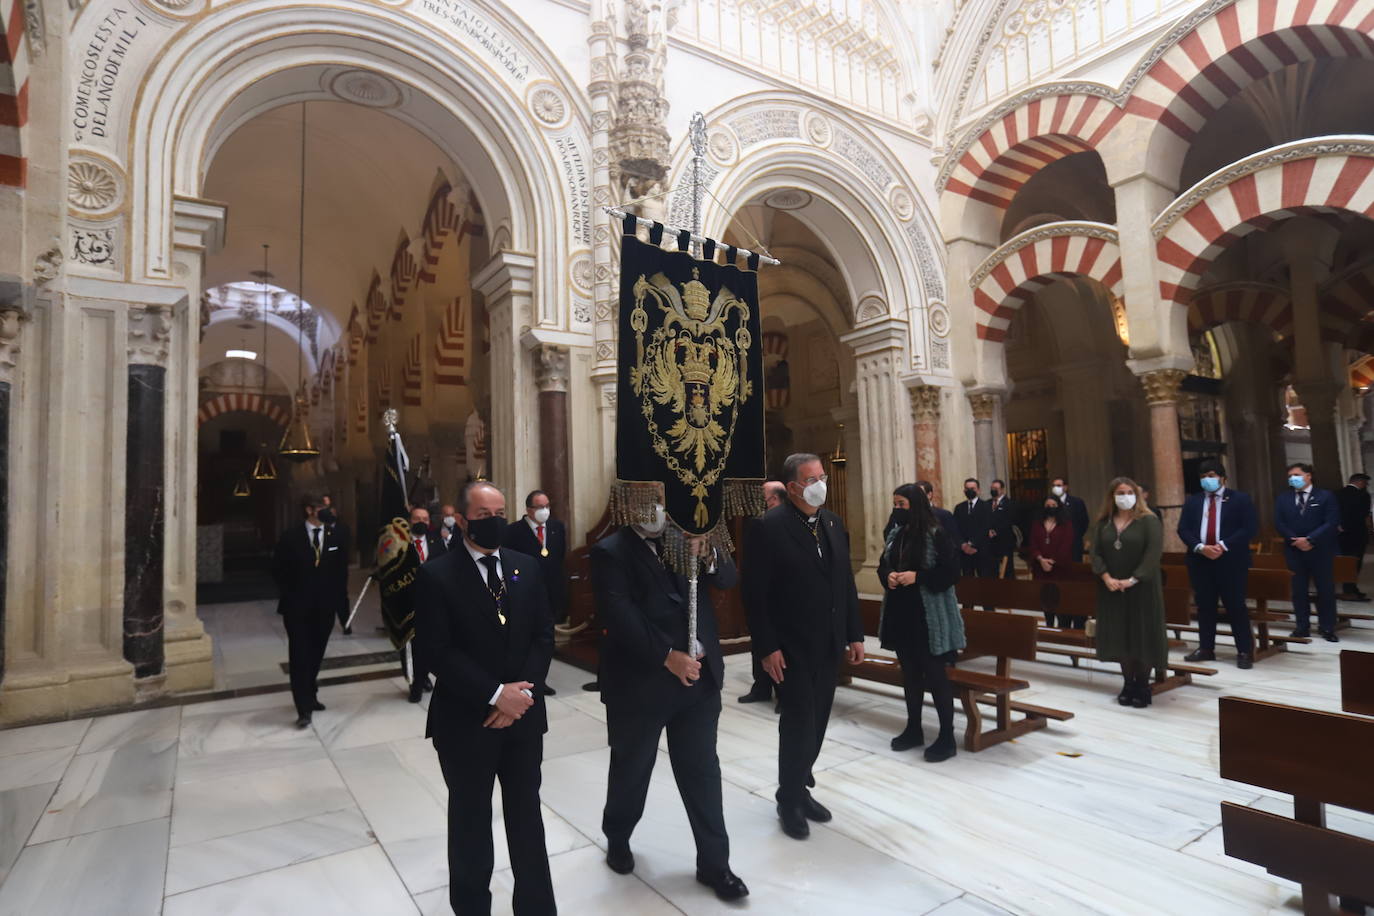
[908,383,943,494]
[1054,361,1113,502]
[968,390,1003,487]
[839,320,916,570]
[1221,325,1285,530]
[534,343,571,526]
[1292,379,1344,491]
[473,252,538,497]
[0,308,18,690]
[1140,368,1188,551]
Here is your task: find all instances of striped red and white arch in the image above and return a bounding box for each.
[971,223,1123,342]
[1155,145,1374,308]
[197,393,291,428]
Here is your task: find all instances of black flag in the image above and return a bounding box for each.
[615,227,765,538]
[375,429,420,648]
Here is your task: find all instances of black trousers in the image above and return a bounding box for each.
[1339,533,1368,591]
[774,649,838,806]
[284,607,335,718]
[747,654,773,698]
[1187,555,1253,654]
[1286,547,1337,633]
[603,684,729,872]
[894,612,954,739]
[434,730,555,916]
[399,642,431,689]
[998,551,1016,579]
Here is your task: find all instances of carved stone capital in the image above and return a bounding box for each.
[128,304,173,366]
[0,307,26,380]
[1139,368,1188,405]
[968,392,1002,421]
[534,344,570,394]
[909,384,942,422]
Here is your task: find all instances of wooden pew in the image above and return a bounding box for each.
[1218,696,1374,913]
[1340,650,1374,717]
[843,601,1074,752]
[953,576,1216,693]
[1161,552,1371,627]
[1157,566,1313,660]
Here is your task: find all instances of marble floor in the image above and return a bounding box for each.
[0,596,1369,914]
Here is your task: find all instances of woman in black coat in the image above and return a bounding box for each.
[879,483,964,762]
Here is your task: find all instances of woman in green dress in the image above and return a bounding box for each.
[1090,477,1168,708]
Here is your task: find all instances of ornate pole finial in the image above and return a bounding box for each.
[382,407,399,435]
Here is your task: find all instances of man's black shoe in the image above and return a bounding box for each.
[422,678,434,692]
[737,690,771,704]
[341,625,353,635]
[312,701,326,711]
[408,683,423,703]
[778,804,810,839]
[1292,627,1311,638]
[774,701,781,715]
[605,840,634,874]
[696,868,749,901]
[1183,648,1215,662]
[1236,654,1253,670]
[1322,630,1340,643]
[541,685,557,696]
[800,796,832,823]
[295,715,311,729]
[582,681,600,692]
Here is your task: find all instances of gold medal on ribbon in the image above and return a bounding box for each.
[540,547,549,557]
[498,612,507,625]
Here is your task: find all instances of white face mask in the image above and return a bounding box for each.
[442,515,456,530]
[532,507,550,524]
[1051,485,1065,498]
[802,479,828,508]
[636,504,667,537]
[1114,493,1137,511]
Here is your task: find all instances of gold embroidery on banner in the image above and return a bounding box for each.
[629,268,754,528]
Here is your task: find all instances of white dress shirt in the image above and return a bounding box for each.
[305,522,325,560]
[1197,486,1226,551]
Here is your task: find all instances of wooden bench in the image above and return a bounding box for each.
[1219,696,1374,913]
[954,576,1217,693]
[1163,552,1371,627]
[1157,566,1314,660]
[843,600,1073,752]
[1341,650,1374,717]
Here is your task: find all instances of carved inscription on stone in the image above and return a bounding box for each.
[728,110,800,148]
[72,7,149,142]
[553,134,591,246]
[419,0,532,83]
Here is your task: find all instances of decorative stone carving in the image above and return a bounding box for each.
[928,303,951,338]
[1140,369,1188,405]
[610,0,671,199]
[855,296,887,323]
[570,253,593,294]
[71,226,117,267]
[910,385,942,422]
[833,128,894,190]
[707,129,736,165]
[890,187,915,221]
[930,338,950,370]
[24,0,47,56]
[535,344,571,393]
[729,110,801,148]
[969,392,1001,421]
[904,224,946,302]
[0,308,24,378]
[804,111,832,147]
[529,85,568,126]
[970,221,1119,287]
[762,188,811,210]
[33,242,63,286]
[68,159,121,213]
[326,68,403,109]
[128,305,173,366]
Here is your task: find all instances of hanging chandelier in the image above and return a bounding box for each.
[253,243,279,480]
[232,472,252,498]
[279,102,321,463]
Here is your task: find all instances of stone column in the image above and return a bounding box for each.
[124,307,170,683]
[1292,379,1344,491]
[1054,361,1114,502]
[473,252,538,496]
[839,320,916,570]
[908,383,943,494]
[533,343,571,525]
[1139,368,1188,551]
[1220,323,1284,530]
[968,390,1003,487]
[0,308,20,690]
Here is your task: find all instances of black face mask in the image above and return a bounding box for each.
[411,521,429,538]
[465,515,508,551]
[317,507,336,526]
[1043,506,1059,518]
[990,490,1002,499]
[887,507,910,528]
[964,488,978,501]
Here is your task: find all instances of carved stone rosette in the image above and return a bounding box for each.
[1139,369,1187,405]
[535,344,570,394]
[128,305,173,366]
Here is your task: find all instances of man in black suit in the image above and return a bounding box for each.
[413,481,557,916]
[738,480,786,707]
[952,478,993,577]
[436,501,460,553]
[318,493,354,633]
[1178,460,1259,668]
[1337,473,1372,601]
[273,493,349,727]
[404,504,442,703]
[917,480,960,542]
[591,503,748,901]
[988,479,1017,578]
[743,452,864,841]
[1275,462,1342,641]
[1050,476,1090,561]
[503,490,567,699]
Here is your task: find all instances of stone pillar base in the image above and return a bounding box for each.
[0,657,135,726]
[164,630,215,694]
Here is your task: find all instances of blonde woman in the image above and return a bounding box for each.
[1090,477,1167,708]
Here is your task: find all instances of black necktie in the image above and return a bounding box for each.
[1299,492,1308,513]
[311,527,322,566]
[479,554,506,621]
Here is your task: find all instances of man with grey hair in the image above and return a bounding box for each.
[743,453,864,841]
[413,480,557,915]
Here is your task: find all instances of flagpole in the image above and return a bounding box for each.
[685,113,710,659]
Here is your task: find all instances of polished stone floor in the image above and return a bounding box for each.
[0,593,1369,914]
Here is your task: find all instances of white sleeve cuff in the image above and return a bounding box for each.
[488,684,502,706]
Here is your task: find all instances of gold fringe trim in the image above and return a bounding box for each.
[610,477,763,577]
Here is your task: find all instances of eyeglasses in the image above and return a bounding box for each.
[801,474,828,486]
